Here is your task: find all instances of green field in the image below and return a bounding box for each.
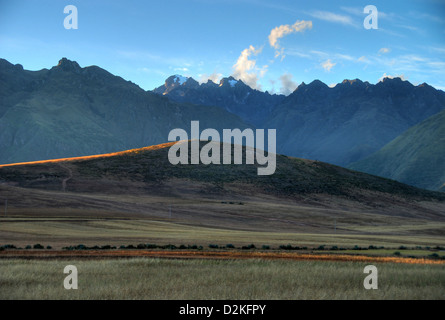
[0,258,444,300]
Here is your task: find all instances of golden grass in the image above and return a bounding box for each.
[0,142,176,167]
[1,258,444,299]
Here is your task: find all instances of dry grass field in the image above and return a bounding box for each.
[1,215,445,250]
[1,258,444,300]
[1,181,444,250]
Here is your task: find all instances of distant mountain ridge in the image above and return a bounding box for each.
[156,73,445,170]
[154,75,285,126]
[264,77,445,166]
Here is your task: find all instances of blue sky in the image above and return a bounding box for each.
[1,0,444,94]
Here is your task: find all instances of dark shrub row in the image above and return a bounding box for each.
[0,244,52,250]
[279,244,308,250]
[63,244,117,250]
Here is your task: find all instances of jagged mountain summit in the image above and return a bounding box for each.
[154,75,285,126]
[155,74,200,95]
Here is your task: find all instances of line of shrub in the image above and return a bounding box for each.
[4,243,443,257]
[0,244,52,250]
[279,244,308,250]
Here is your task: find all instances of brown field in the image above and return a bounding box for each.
[1,181,445,251]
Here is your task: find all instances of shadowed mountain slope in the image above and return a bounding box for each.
[349,109,445,191]
[265,78,445,167]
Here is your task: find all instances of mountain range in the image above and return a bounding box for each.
[157,74,445,168]
[154,75,284,126]
[1,57,444,191]
[265,78,445,167]
[155,73,445,191]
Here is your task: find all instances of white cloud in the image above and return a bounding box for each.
[268,20,312,49]
[427,61,445,70]
[232,45,266,90]
[335,53,354,61]
[321,59,336,72]
[198,72,223,84]
[398,24,421,33]
[308,11,356,27]
[310,50,329,57]
[174,67,189,73]
[117,49,192,67]
[341,6,391,20]
[284,49,311,59]
[310,50,355,62]
[358,56,370,63]
[378,47,391,54]
[430,46,445,54]
[340,6,363,16]
[268,20,312,58]
[366,53,435,75]
[413,12,445,24]
[279,73,298,95]
[138,67,167,77]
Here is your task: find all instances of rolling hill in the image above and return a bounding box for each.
[349,109,445,191]
[1,141,444,219]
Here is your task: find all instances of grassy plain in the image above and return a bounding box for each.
[1,215,445,250]
[0,258,443,300]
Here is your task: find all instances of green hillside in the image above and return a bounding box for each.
[349,109,445,191]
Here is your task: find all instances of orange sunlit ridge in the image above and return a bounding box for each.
[0,141,177,168]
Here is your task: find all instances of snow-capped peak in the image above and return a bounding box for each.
[219,77,239,88]
[228,79,238,88]
[174,74,188,85]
